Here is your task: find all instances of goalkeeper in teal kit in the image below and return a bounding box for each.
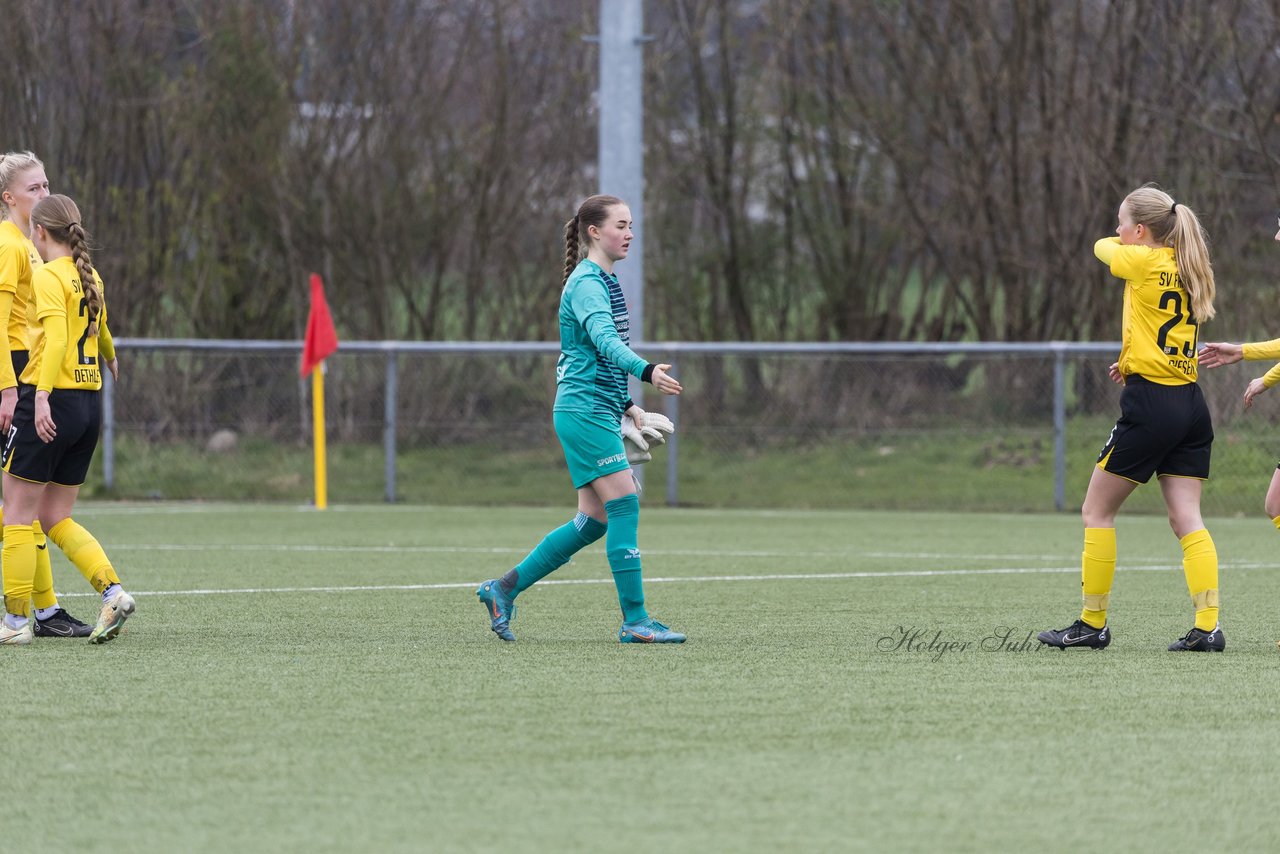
[476,194,685,643]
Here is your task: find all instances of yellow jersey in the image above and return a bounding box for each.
[21,255,108,392]
[0,219,40,388]
[1095,237,1198,385]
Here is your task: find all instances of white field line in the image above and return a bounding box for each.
[69,504,1045,519]
[71,503,1277,527]
[70,504,937,518]
[51,561,1273,599]
[105,543,863,558]
[101,542,1190,566]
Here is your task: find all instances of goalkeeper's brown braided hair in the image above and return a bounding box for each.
[563,194,625,285]
[32,194,104,336]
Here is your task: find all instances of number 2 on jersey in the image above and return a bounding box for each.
[76,297,96,366]
[1155,291,1197,358]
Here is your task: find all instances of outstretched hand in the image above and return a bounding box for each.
[650,363,682,395]
[1199,342,1242,369]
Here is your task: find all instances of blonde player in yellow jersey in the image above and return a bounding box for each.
[0,195,133,645]
[1040,185,1223,653]
[0,152,91,638]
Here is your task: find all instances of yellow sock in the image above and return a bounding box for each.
[30,520,58,610]
[47,518,120,594]
[1181,528,1219,632]
[1272,515,1280,531]
[1079,527,1116,629]
[2,524,36,618]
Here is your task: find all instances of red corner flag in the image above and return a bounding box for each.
[301,273,339,377]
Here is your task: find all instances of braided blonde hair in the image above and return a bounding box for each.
[31,195,104,336]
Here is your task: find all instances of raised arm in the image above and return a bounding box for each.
[1093,236,1122,267]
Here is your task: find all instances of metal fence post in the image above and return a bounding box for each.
[103,367,114,490]
[384,349,398,503]
[1053,347,1066,512]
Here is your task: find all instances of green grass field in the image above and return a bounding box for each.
[9,502,1280,851]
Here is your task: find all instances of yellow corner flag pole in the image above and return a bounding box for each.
[312,363,328,510]
[303,272,338,510]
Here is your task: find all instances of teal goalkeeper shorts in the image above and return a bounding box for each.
[553,409,630,488]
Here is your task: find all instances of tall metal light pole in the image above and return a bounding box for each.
[597,0,647,346]
[593,1,654,488]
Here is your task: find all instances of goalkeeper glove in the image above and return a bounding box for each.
[621,409,676,465]
[623,437,651,465]
[641,411,674,441]
[621,414,653,464]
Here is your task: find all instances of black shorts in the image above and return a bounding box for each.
[1096,375,1212,483]
[10,349,28,379]
[2,386,102,486]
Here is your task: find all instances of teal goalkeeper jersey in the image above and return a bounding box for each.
[554,259,649,417]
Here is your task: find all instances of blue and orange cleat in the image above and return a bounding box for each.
[618,617,686,644]
[476,579,516,642]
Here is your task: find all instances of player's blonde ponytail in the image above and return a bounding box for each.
[1125,185,1216,322]
[31,195,103,336]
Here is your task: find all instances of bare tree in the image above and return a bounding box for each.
[0,0,1277,353]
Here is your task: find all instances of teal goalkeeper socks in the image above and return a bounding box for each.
[604,495,647,623]
[501,512,607,596]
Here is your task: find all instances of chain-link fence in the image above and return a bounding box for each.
[95,340,1280,516]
